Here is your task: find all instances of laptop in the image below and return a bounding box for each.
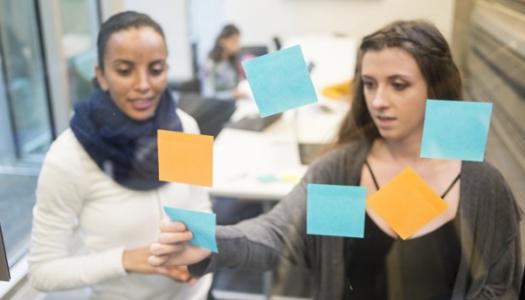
[177,93,237,138]
[0,224,10,281]
[226,113,282,132]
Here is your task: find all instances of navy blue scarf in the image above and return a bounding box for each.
[71,89,183,190]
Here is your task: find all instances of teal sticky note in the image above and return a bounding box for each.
[257,174,279,183]
[163,207,218,253]
[307,184,366,238]
[242,45,318,117]
[421,100,493,161]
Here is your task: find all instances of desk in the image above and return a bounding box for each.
[211,100,348,201]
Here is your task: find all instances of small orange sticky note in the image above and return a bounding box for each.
[367,167,447,239]
[158,130,213,187]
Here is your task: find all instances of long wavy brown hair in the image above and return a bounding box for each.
[335,20,463,146]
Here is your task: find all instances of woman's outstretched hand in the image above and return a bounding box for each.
[148,221,212,268]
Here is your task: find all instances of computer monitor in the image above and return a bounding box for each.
[0,224,10,281]
[239,45,269,60]
[226,113,282,132]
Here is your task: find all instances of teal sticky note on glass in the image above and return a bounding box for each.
[163,207,218,253]
[242,45,318,117]
[307,184,366,238]
[421,100,492,162]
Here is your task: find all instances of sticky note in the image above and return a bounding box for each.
[257,174,279,183]
[163,207,218,253]
[158,130,213,186]
[242,45,318,117]
[367,167,448,240]
[307,184,366,238]
[420,99,492,161]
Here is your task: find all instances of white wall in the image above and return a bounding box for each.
[103,0,193,81]
[222,0,456,46]
[103,0,457,79]
[188,0,226,68]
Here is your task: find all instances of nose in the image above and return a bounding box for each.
[371,85,388,110]
[134,70,151,93]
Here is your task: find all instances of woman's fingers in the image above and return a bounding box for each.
[150,242,184,256]
[147,254,169,266]
[167,266,190,282]
[160,221,187,232]
[158,231,193,244]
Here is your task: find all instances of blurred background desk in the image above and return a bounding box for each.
[211,99,349,201]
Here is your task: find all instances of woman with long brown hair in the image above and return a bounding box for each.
[149,20,521,300]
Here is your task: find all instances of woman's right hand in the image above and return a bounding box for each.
[122,246,195,283]
[148,221,212,268]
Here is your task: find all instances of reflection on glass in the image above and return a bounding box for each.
[0,0,51,161]
[0,0,51,264]
[60,0,98,104]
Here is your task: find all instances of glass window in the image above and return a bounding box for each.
[0,0,51,264]
[59,0,99,104]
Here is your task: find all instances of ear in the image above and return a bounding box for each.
[95,64,109,91]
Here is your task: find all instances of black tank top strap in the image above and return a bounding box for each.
[365,160,461,199]
[441,173,461,199]
[364,160,380,191]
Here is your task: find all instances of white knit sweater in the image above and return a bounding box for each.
[29,110,212,300]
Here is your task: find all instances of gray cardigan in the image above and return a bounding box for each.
[191,142,522,299]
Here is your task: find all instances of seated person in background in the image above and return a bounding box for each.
[150,20,522,300]
[200,24,244,100]
[28,11,211,300]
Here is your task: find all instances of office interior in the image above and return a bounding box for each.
[0,0,524,299]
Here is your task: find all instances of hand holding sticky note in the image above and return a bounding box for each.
[367,167,448,240]
[163,207,218,253]
[420,99,492,161]
[242,45,318,117]
[307,184,366,238]
[157,130,213,186]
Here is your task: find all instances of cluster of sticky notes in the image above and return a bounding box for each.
[306,169,448,240]
[157,129,213,187]
[242,45,318,117]
[157,43,494,244]
[306,99,493,240]
[421,99,493,162]
[163,206,218,253]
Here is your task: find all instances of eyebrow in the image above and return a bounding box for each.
[361,74,412,81]
[110,59,166,67]
[111,59,133,67]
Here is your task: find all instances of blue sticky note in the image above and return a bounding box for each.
[307,184,366,238]
[242,45,318,117]
[421,100,492,161]
[163,207,218,253]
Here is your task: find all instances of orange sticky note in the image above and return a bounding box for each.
[157,130,213,187]
[367,167,447,239]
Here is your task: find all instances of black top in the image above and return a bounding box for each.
[343,161,462,300]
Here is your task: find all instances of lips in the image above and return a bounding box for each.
[376,115,397,127]
[130,98,154,111]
